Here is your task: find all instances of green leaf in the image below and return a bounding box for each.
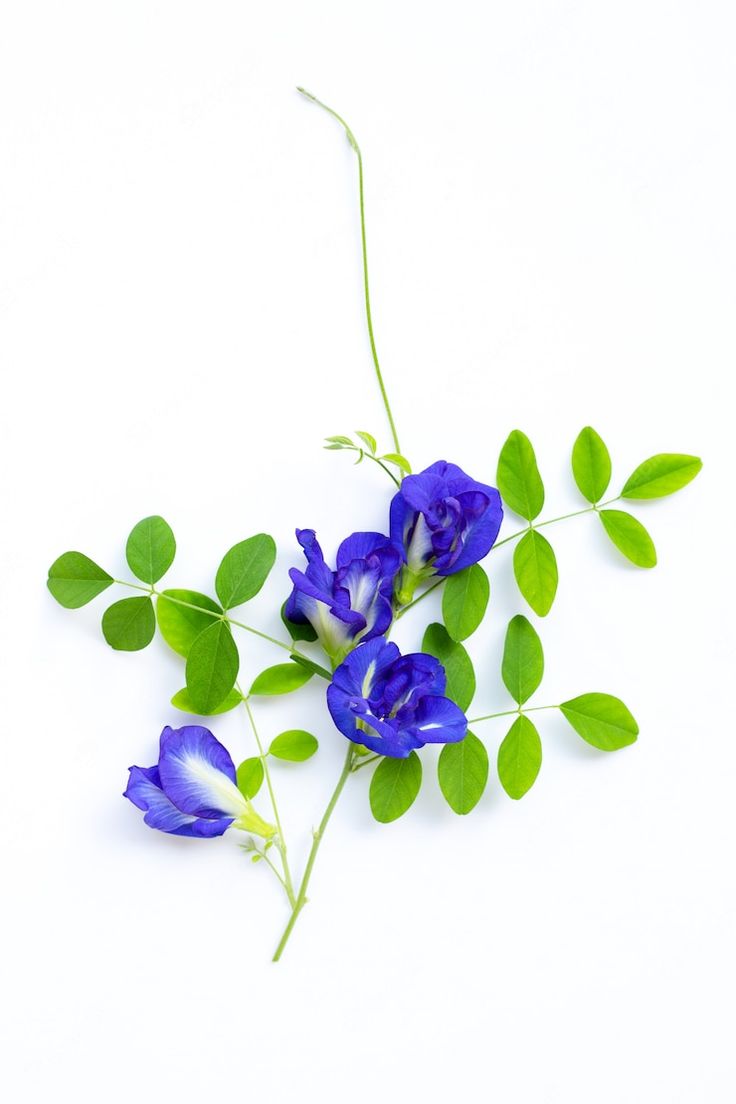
[442,565,490,642]
[281,600,318,643]
[496,430,545,520]
[47,551,113,609]
[236,757,264,799]
[501,614,544,705]
[171,686,242,715]
[101,596,155,651]
[324,435,354,447]
[125,515,176,584]
[621,453,702,499]
[599,510,657,568]
[355,430,377,454]
[157,590,222,657]
[571,426,612,504]
[438,732,489,814]
[421,623,476,711]
[381,452,412,474]
[513,530,558,617]
[369,752,422,823]
[288,653,332,681]
[185,620,239,713]
[268,730,319,761]
[249,663,313,696]
[559,693,639,751]
[498,715,542,799]
[215,534,276,610]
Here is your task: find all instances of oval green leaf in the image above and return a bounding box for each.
[498,715,542,799]
[47,551,113,609]
[599,510,657,568]
[369,752,422,823]
[621,453,702,499]
[215,534,277,610]
[442,565,490,642]
[438,731,489,814]
[381,452,412,474]
[501,614,544,705]
[101,596,155,651]
[496,430,545,520]
[236,757,264,799]
[513,529,558,617]
[280,600,318,643]
[249,663,313,696]
[125,515,176,584]
[185,620,240,713]
[157,590,222,657]
[571,426,612,504]
[421,623,476,712]
[559,693,639,751]
[355,430,377,453]
[170,686,242,715]
[268,729,318,761]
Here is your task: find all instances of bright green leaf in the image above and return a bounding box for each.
[422,623,476,711]
[268,729,318,761]
[513,530,558,617]
[280,600,318,643]
[599,510,657,568]
[571,426,612,504]
[498,715,542,799]
[249,663,312,696]
[125,515,176,584]
[324,435,354,446]
[501,614,544,705]
[101,596,155,651]
[621,453,702,499]
[496,430,545,520]
[288,653,332,681]
[237,757,264,799]
[381,452,412,474]
[438,732,489,814]
[369,752,422,823]
[355,430,377,454]
[185,620,239,713]
[559,693,639,751]
[442,565,490,642]
[215,534,276,610]
[47,551,113,609]
[171,686,242,715]
[157,590,222,657]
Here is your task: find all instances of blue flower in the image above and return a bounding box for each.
[285,529,402,662]
[124,725,275,839]
[326,636,467,758]
[390,460,503,602]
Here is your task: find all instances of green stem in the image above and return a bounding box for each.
[468,704,559,724]
[113,579,331,679]
[395,578,444,620]
[242,696,296,907]
[272,744,354,961]
[351,753,381,772]
[298,87,402,455]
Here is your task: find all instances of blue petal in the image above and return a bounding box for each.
[439,488,503,574]
[389,492,411,558]
[331,637,400,697]
[123,765,233,837]
[336,531,393,569]
[408,694,468,744]
[157,726,247,820]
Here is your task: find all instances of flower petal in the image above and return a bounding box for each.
[123,765,233,837]
[157,726,247,819]
[409,694,468,744]
[336,531,393,568]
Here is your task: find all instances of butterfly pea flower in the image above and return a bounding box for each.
[124,725,275,839]
[326,636,467,758]
[285,528,402,663]
[390,460,503,604]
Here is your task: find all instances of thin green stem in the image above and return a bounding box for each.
[298,87,402,455]
[242,696,296,907]
[469,704,559,724]
[395,578,444,620]
[272,744,355,961]
[351,753,381,772]
[113,579,332,676]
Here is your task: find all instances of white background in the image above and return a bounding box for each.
[2,2,734,1101]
